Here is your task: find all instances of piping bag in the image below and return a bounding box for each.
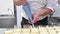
[22,3,34,27]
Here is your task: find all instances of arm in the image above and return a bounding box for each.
[38,0,57,17]
[31,0,57,23]
[37,8,52,17]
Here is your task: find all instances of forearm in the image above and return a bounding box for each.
[38,8,52,17]
[38,0,57,16]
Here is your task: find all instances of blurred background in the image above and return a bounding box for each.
[0,0,60,28]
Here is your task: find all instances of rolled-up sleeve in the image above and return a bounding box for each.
[46,0,58,12]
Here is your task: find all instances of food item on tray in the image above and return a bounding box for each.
[22,28,30,34]
[22,28,30,32]
[31,28,39,34]
[13,28,21,32]
[5,30,13,34]
[13,28,21,34]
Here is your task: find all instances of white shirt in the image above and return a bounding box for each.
[16,0,58,21]
[16,0,57,27]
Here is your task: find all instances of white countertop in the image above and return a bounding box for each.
[0,28,7,34]
[0,28,13,34]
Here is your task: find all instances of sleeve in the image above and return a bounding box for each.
[46,0,58,12]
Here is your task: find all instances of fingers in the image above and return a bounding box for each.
[32,13,39,23]
[32,16,38,23]
[27,19,32,24]
[27,15,38,24]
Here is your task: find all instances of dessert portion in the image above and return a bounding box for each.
[39,27,46,30]
[54,27,60,31]
[5,30,13,34]
[31,28,39,32]
[13,32,21,34]
[22,28,30,32]
[39,27,48,34]
[40,30,48,34]
[22,28,30,34]
[13,28,21,34]
[49,30,58,34]
[46,27,54,30]
[31,28,39,34]
[13,28,21,32]
[5,26,60,34]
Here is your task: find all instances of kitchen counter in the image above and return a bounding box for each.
[0,28,7,34]
[0,28,13,34]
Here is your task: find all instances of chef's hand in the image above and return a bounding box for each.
[28,13,40,24]
[28,8,52,24]
[14,0,27,6]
